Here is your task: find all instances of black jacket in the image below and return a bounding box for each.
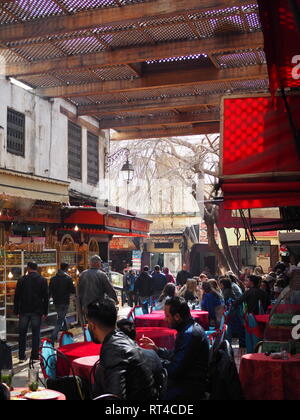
[94,330,156,400]
[49,270,76,305]
[176,270,192,287]
[208,340,244,400]
[234,287,270,314]
[157,319,209,400]
[14,272,49,316]
[134,271,153,297]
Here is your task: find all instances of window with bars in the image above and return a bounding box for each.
[68,121,82,180]
[7,108,25,157]
[87,131,99,186]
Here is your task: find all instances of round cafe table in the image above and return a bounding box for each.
[136,327,177,350]
[57,342,102,377]
[135,310,209,330]
[72,356,99,382]
[239,353,300,400]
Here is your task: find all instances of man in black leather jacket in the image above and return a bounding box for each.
[86,298,156,400]
[140,296,209,400]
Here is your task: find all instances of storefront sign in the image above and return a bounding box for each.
[132,250,142,271]
[106,215,130,230]
[131,220,151,233]
[110,237,135,250]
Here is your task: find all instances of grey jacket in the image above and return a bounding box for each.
[78,268,118,309]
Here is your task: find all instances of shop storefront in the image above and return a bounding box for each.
[0,169,70,342]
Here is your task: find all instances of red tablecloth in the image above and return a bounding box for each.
[57,342,101,376]
[58,342,102,363]
[254,315,270,337]
[136,327,177,350]
[72,356,99,382]
[135,310,209,330]
[239,353,300,400]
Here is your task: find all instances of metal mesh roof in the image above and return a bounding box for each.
[0,0,269,139]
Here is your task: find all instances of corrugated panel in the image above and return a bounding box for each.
[60,0,117,12]
[14,43,66,61]
[54,69,102,85]
[99,29,151,48]
[143,23,197,42]
[93,65,139,81]
[1,0,63,21]
[18,74,64,88]
[189,5,260,37]
[0,48,28,63]
[86,93,128,105]
[55,36,106,55]
[214,49,266,68]
[229,79,269,92]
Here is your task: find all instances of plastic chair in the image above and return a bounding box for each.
[133,306,144,317]
[83,325,92,342]
[59,331,74,347]
[39,341,86,400]
[40,338,57,380]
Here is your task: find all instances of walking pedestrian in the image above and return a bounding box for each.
[134,266,153,313]
[78,255,118,317]
[124,269,137,307]
[49,263,76,343]
[151,265,168,302]
[14,262,49,363]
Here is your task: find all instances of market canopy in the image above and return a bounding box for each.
[0,0,269,139]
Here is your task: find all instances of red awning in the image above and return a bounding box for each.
[60,207,151,237]
[220,94,300,210]
[258,0,300,95]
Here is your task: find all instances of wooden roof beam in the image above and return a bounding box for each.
[0,31,264,77]
[78,94,221,116]
[35,64,267,98]
[110,122,220,140]
[99,110,220,129]
[0,0,257,43]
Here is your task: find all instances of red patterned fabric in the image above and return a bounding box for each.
[221,95,300,209]
[240,354,300,400]
[257,0,300,94]
[136,327,177,350]
[72,356,99,382]
[134,310,209,330]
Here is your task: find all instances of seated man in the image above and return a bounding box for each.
[86,298,156,400]
[140,296,209,400]
[117,319,166,398]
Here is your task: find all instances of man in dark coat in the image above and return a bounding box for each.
[87,298,156,400]
[140,296,209,400]
[176,264,192,287]
[134,266,153,313]
[14,262,49,362]
[49,263,76,343]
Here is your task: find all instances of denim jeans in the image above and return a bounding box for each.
[50,304,69,343]
[19,313,42,360]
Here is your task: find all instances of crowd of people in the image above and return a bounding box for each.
[2,255,296,401]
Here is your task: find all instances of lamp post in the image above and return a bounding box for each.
[105,147,134,209]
